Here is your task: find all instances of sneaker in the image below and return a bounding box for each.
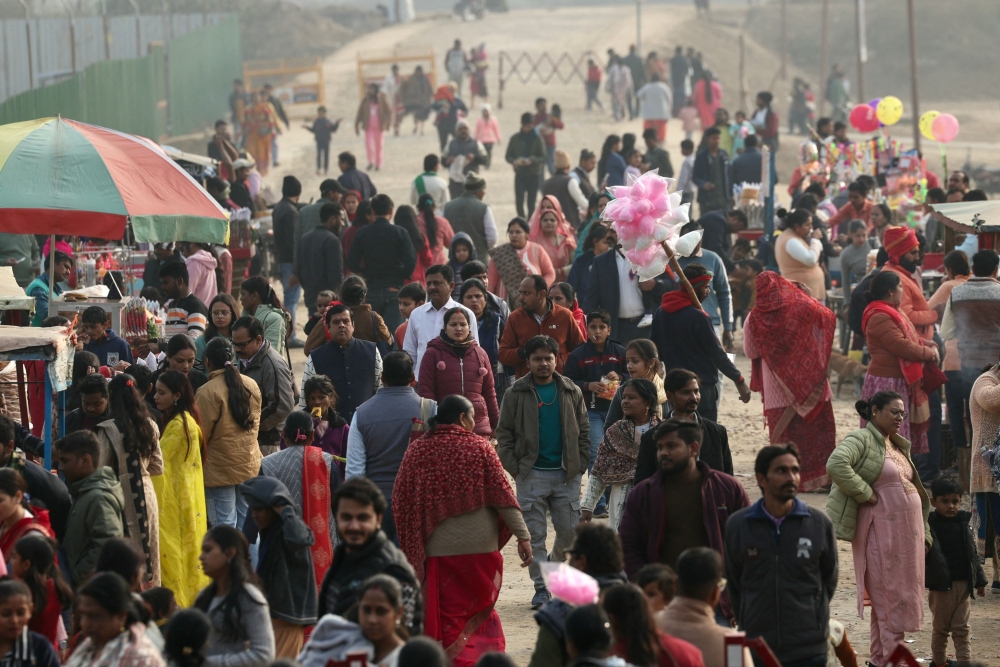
[531,588,551,610]
[991,582,1000,594]
[593,508,609,519]
[287,338,305,349]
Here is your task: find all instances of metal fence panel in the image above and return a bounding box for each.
[139,15,166,49]
[34,18,73,82]
[1,21,33,101]
[108,15,139,60]
[167,15,241,136]
[76,17,107,71]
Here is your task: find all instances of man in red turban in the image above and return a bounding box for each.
[881,225,937,340]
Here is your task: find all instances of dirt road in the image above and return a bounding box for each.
[262,7,1000,665]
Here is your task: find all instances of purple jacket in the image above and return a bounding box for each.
[281,411,350,477]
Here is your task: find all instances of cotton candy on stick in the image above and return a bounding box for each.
[540,562,600,606]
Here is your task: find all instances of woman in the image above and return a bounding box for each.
[870,202,892,244]
[691,70,722,131]
[860,271,938,456]
[355,84,391,171]
[475,104,502,168]
[751,91,779,152]
[94,374,163,586]
[549,282,587,339]
[151,370,209,608]
[417,308,498,437]
[774,208,826,302]
[393,395,531,666]
[568,223,610,298]
[244,92,279,176]
[67,350,101,413]
[575,192,613,259]
[293,375,350,469]
[339,276,391,349]
[196,338,262,530]
[395,205,435,286]
[400,65,433,135]
[0,469,52,562]
[827,392,931,667]
[487,218,556,305]
[194,526,275,667]
[606,57,633,123]
[162,608,211,667]
[149,335,209,409]
[528,196,577,282]
[416,193,455,267]
[66,572,164,667]
[460,279,508,399]
[580,379,660,530]
[343,190,362,224]
[239,277,288,356]
[342,198,373,270]
[743,272,836,490]
[602,584,704,667]
[9,534,72,649]
[357,575,407,667]
[598,135,626,188]
[196,294,240,372]
[604,339,668,428]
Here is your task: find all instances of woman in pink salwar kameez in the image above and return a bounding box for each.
[355,83,392,171]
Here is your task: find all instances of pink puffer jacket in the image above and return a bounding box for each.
[417,336,499,436]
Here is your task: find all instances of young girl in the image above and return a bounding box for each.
[295,375,349,475]
[0,469,53,561]
[149,335,209,405]
[0,579,59,667]
[358,575,406,667]
[239,277,288,356]
[8,534,73,649]
[196,294,240,373]
[604,339,667,428]
[624,149,643,180]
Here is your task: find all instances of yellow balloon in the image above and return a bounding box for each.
[920,110,941,141]
[876,95,904,126]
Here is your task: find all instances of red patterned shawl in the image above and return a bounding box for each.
[302,446,334,589]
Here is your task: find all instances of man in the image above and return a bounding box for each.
[272,176,303,347]
[641,127,673,179]
[506,112,547,219]
[725,444,838,667]
[0,232,38,288]
[692,127,730,215]
[948,170,970,194]
[403,265,478,378]
[380,64,402,134]
[442,172,497,262]
[232,317,294,457]
[296,203,344,315]
[445,39,467,95]
[299,178,347,237]
[300,304,382,423]
[569,149,597,218]
[827,180,873,235]
[695,208,746,272]
[26,250,72,326]
[55,431,124,587]
[582,228,672,344]
[621,45,646,119]
[923,187,948,251]
[651,264,751,422]
[459,260,510,319]
[261,83,289,167]
[410,154,450,215]
[534,98,564,177]
[159,261,208,340]
[228,79,248,145]
[337,151,377,200]
[499,275,585,378]
[824,65,849,122]
[882,226,937,341]
[347,194,417,332]
[542,150,585,228]
[442,120,489,200]
[728,134,762,186]
[81,305,133,367]
[229,159,256,212]
[207,120,238,182]
[617,418,750,621]
[346,351,436,541]
[528,524,628,667]
[317,478,422,635]
[669,46,690,117]
[634,368,732,480]
[675,222,735,349]
[65,375,111,434]
[497,335,590,608]
[0,415,71,541]
[636,74,672,143]
[659,548,749,667]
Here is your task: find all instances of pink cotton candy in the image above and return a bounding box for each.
[543,563,600,606]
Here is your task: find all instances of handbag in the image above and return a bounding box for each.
[921,361,948,395]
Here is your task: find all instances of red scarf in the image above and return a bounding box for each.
[392,424,519,581]
[0,511,52,558]
[861,301,924,385]
[301,446,334,589]
[660,275,711,314]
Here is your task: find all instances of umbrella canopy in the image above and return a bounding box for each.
[930,201,1000,234]
[0,117,229,244]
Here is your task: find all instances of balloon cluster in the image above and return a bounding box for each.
[600,170,695,281]
[919,110,959,143]
[849,96,904,132]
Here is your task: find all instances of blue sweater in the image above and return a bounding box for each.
[83,329,134,367]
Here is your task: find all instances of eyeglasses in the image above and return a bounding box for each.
[889,408,909,419]
[211,310,231,317]
[232,340,251,349]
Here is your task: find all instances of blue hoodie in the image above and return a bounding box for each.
[84,329,134,367]
[447,232,477,298]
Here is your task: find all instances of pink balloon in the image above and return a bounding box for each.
[931,113,959,143]
[849,104,880,133]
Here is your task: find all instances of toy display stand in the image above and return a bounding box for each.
[52,296,132,334]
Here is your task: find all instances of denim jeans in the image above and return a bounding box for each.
[206,485,249,529]
[587,409,610,513]
[545,145,556,178]
[366,286,402,332]
[278,262,301,337]
[515,469,581,590]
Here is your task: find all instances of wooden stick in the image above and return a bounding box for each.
[661,241,705,312]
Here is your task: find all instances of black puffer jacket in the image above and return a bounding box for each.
[926,510,988,596]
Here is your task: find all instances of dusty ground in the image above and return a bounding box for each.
[256,5,1000,664]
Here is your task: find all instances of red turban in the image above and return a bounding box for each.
[883,225,918,262]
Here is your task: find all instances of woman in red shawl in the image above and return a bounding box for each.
[340,191,368,268]
[743,272,837,489]
[0,468,52,565]
[392,395,532,666]
[528,195,578,282]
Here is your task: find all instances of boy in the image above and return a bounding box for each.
[81,306,133,368]
[303,106,342,176]
[240,476,315,659]
[635,563,676,613]
[927,476,986,667]
[675,139,697,206]
[26,251,73,327]
[729,110,756,155]
[55,431,124,587]
[395,282,427,350]
[303,290,336,337]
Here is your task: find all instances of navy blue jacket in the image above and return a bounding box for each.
[83,329,133,367]
[346,218,417,290]
[337,167,377,200]
[692,147,730,208]
[566,250,596,300]
[728,147,763,189]
[310,338,378,422]
[650,304,740,387]
[582,249,674,341]
[562,340,627,412]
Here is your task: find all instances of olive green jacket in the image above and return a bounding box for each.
[826,422,931,544]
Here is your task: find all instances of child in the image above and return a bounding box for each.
[0,579,59,667]
[80,305,133,368]
[297,375,350,474]
[54,431,124,587]
[303,106,341,176]
[127,363,160,425]
[356,575,406,666]
[624,149,643,180]
[239,476,315,659]
[303,290,336,337]
[635,563,677,613]
[729,110,756,155]
[395,282,427,351]
[8,534,73,649]
[447,233,476,298]
[926,476,986,667]
[140,587,178,627]
[675,139,697,206]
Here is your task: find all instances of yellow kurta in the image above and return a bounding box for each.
[152,412,210,607]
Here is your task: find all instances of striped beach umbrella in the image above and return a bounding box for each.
[0,116,229,244]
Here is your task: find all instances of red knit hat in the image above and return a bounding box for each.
[883,225,918,262]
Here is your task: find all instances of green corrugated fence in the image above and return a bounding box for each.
[0,17,240,141]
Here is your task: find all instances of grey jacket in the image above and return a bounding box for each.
[241,340,294,448]
[724,498,838,665]
[496,372,590,480]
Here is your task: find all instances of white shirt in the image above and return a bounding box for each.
[567,170,591,218]
[636,82,673,120]
[403,298,480,379]
[483,205,498,248]
[409,173,450,216]
[677,154,696,194]
[616,251,645,318]
[785,236,822,266]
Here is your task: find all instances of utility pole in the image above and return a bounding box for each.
[636,0,642,57]
[819,0,829,117]
[780,0,787,80]
[855,0,866,101]
[907,0,921,152]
